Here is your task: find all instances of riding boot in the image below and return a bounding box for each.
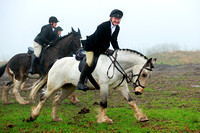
[76,63,90,91]
[29,54,38,74]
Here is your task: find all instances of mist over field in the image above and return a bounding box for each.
[1,43,200,65]
[0,0,199,62]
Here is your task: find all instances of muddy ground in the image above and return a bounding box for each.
[0,64,199,107]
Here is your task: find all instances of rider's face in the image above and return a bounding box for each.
[58,31,61,35]
[52,23,57,28]
[111,17,121,26]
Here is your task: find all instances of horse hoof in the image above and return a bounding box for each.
[4,101,14,105]
[23,116,35,122]
[97,118,113,124]
[140,117,149,122]
[70,100,80,105]
[53,118,63,122]
[21,101,31,105]
[107,119,113,124]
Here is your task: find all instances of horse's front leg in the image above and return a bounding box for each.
[118,83,149,122]
[97,85,113,124]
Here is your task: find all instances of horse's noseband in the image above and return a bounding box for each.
[131,67,152,90]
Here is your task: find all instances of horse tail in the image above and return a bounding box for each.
[30,74,48,100]
[0,63,7,77]
[30,60,57,100]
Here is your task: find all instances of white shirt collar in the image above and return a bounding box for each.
[110,22,116,35]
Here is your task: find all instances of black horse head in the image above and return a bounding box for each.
[40,28,82,69]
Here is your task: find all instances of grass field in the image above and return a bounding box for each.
[0,63,199,132]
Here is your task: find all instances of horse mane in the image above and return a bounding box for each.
[55,32,73,43]
[119,49,148,60]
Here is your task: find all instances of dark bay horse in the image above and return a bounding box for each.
[0,28,81,105]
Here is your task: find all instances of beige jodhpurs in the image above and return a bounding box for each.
[33,41,42,57]
[86,51,94,67]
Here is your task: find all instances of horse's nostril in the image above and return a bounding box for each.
[135,92,142,95]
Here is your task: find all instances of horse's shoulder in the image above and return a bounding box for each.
[97,54,109,63]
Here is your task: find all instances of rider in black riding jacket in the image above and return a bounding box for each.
[77,9,123,91]
[54,26,63,40]
[29,16,59,74]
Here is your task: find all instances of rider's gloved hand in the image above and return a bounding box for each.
[49,40,55,46]
[105,49,114,56]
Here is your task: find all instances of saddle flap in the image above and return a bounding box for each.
[78,54,99,73]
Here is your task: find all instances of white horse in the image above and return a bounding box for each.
[26,49,156,123]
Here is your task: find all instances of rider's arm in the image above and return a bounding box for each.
[40,26,51,45]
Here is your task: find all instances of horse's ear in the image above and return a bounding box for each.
[146,58,157,69]
[151,58,157,68]
[152,58,157,64]
[78,28,81,34]
[78,28,81,38]
[71,27,75,33]
[144,58,152,68]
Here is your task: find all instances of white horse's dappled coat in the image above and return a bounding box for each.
[28,49,156,123]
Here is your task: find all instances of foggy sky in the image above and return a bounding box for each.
[0,0,200,61]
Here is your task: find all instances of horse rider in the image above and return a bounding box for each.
[54,26,63,40]
[29,16,59,74]
[77,9,123,91]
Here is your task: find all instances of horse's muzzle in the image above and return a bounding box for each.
[133,86,144,95]
[135,91,142,95]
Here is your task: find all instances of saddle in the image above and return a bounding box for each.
[27,47,34,55]
[76,48,100,90]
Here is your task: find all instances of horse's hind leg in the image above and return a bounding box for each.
[52,85,76,122]
[13,78,30,105]
[26,85,57,122]
[20,78,29,90]
[97,84,113,124]
[2,81,14,104]
[118,83,148,122]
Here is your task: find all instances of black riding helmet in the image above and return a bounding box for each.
[56,26,63,31]
[49,16,59,23]
[110,9,123,18]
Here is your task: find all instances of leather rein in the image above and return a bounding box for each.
[107,50,152,89]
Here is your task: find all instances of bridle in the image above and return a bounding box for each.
[131,67,152,89]
[107,50,152,89]
[57,35,81,56]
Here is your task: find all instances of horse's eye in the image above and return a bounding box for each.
[142,73,147,77]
